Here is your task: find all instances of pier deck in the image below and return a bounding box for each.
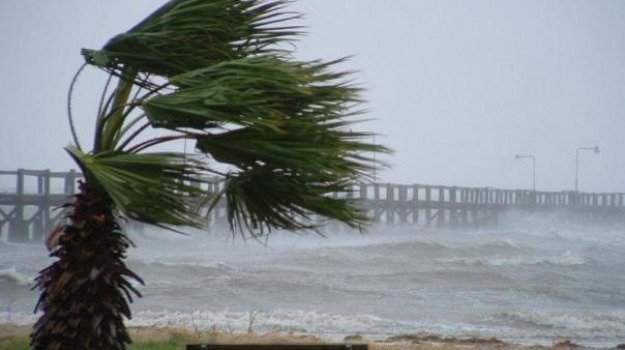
[1,169,623,242]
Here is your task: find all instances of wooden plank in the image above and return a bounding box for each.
[187,344,367,350]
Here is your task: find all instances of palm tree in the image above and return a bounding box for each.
[30,0,388,349]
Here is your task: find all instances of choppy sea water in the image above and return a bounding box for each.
[1,216,624,347]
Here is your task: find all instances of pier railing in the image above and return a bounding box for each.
[1,169,623,242]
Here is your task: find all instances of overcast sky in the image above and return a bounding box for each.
[1,0,624,192]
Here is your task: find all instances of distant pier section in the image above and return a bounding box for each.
[1,169,624,242]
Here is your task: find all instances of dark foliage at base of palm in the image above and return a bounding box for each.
[31,181,142,350]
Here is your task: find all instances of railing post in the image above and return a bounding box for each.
[64,169,77,195]
[346,183,354,200]
[359,183,367,201]
[9,169,26,242]
[425,186,431,226]
[34,169,52,241]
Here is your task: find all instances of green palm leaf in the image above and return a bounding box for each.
[76,0,390,233]
[82,0,301,77]
[209,167,366,234]
[67,146,207,228]
[142,56,358,129]
[138,55,389,232]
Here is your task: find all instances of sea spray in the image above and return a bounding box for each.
[1,220,624,347]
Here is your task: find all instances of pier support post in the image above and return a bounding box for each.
[398,185,408,224]
[437,187,445,226]
[425,186,432,226]
[8,169,26,242]
[385,184,394,225]
[412,185,419,225]
[450,187,458,226]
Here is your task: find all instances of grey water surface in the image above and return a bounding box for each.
[1,217,624,346]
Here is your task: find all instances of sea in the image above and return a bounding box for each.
[1,214,624,347]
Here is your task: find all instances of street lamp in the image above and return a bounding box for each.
[574,146,599,191]
[373,134,377,182]
[515,154,536,191]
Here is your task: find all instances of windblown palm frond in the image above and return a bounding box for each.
[213,167,366,234]
[66,146,207,228]
[142,56,357,128]
[138,55,387,232]
[82,0,301,77]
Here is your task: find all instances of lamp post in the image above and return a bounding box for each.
[515,154,536,191]
[373,134,377,182]
[574,146,599,192]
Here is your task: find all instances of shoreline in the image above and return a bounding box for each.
[4,309,622,349]
[1,323,622,350]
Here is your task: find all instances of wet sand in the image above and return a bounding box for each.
[2,323,618,350]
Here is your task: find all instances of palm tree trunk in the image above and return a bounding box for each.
[31,180,143,350]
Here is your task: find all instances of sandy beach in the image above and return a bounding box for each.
[1,323,621,350]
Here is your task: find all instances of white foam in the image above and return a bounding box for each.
[0,268,36,321]
[3,307,624,347]
[0,267,34,286]
[1,223,624,347]
[127,309,407,335]
[489,309,625,345]
[442,251,586,267]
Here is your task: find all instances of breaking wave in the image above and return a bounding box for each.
[1,221,624,346]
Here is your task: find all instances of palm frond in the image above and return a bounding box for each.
[82,0,301,77]
[72,0,391,234]
[211,167,368,234]
[66,146,207,228]
[195,123,383,177]
[137,54,390,232]
[142,56,359,129]
[142,55,388,174]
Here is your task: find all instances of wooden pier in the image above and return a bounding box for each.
[1,169,624,242]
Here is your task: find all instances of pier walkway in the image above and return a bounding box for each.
[1,169,623,242]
